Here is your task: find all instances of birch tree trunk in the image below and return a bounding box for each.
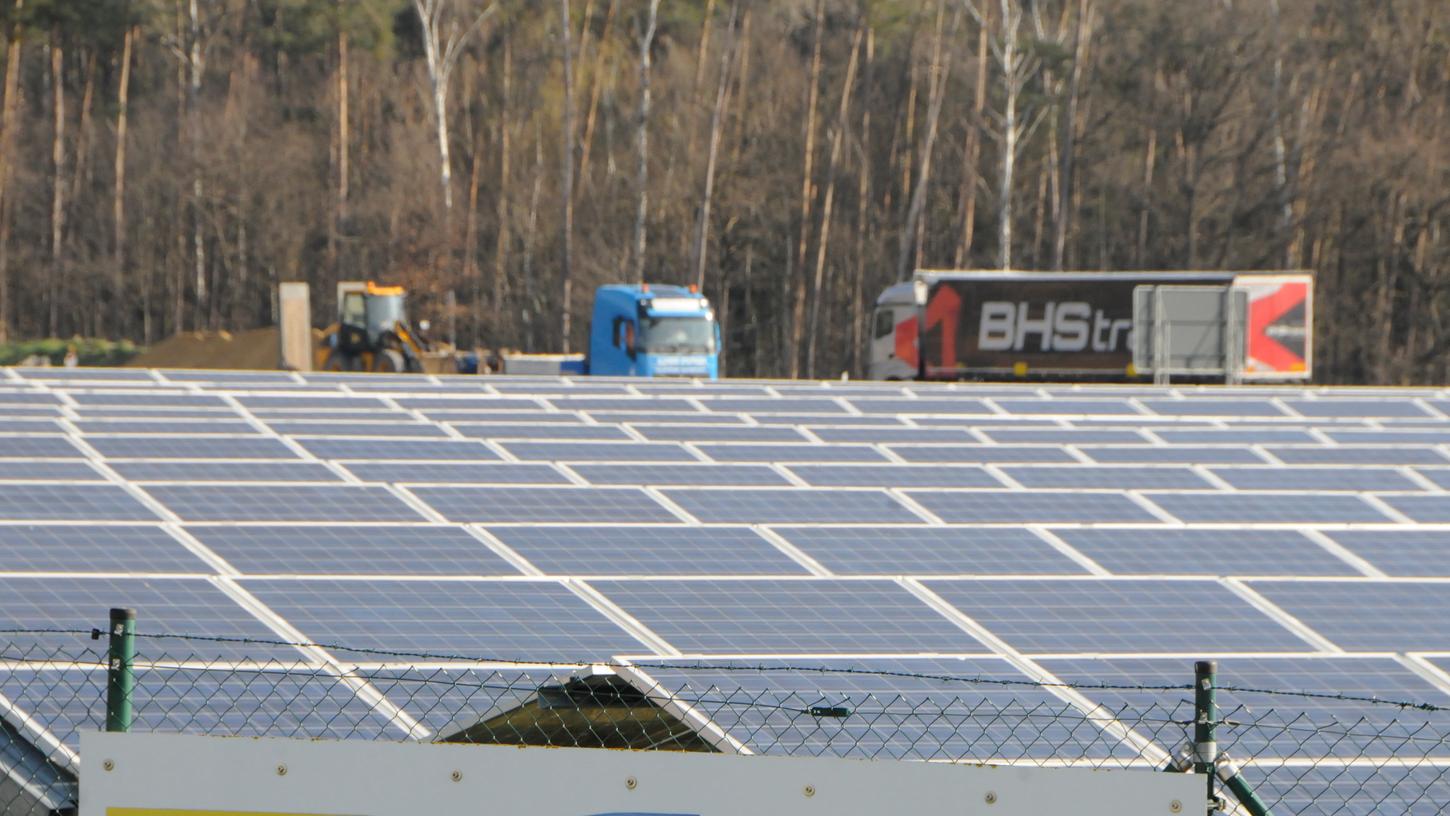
[789,0,825,379]
[1052,0,1090,270]
[113,25,134,325]
[0,4,22,342]
[49,42,65,337]
[558,0,575,352]
[633,0,661,284]
[955,23,988,267]
[187,0,206,328]
[690,0,740,291]
[494,34,511,334]
[895,3,955,282]
[850,27,874,378]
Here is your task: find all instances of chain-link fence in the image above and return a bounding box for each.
[4,625,1450,815]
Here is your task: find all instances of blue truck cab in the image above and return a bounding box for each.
[583,284,720,378]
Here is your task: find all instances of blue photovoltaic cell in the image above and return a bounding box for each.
[695,443,888,463]
[411,486,676,523]
[663,488,920,524]
[570,463,790,486]
[69,392,226,407]
[1056,529,1360,576]
[0,525,208,573]
[344,462,570,485]
[634,424,808,443]
[489,527,808,575]
[0,391,62,405]
[806,427,974,443]
[786,464,1004,488]
[1375,495,1450,523]
[0,461,101,481]
[73,419,258,435]
[846,399,992,415]
[1324,531,1450,577]
[984,429,1149,445]
[16,367,155,381]
[1283,400,1432,418]
[1001,465,1212,490]
[0,436,83,458]
[1411,469,1450,490]
[890,445,1077,464]
[749,414,905,426]
[772,527,1086,575]
[391,397,543,411]
[88,436,298,460]
[455,423,633,441]
[0,418,61,432]
[546,397,699,413]
[239,578,649,661]
[589,579,983,653]
[632,384,770,396]
[190,525,519,575]
[905,490,1158,524]
[264,421,449,438]
[501,440,695,462]
[0,576,294,659]
[146,484,425,522]
[1146,492,1389,523]
[1208,467,1418,492]
[419,410,580,423]
[994,399,1140,416]
[486,380,629,394]
[1083,446,1268,464]
[112,461,341,483]
[1152,428,1318,445]
[635,656,1131,760]
[589,411,746,425]
[1249,581,1450,651]
[698,398,847,414]
[238,395,388,410]
[0,484,159,520]
[162,371,296,383]
[298,438,499,461]
[1267,446,1450,465]
[72,408,239,419]
[925,579,1311,653]
[1138,399,1288,417]
[1040,656,1450,758]
[1327,429,1450,444]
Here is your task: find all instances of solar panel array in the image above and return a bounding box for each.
[4,367,1450,800]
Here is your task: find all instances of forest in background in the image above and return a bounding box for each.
[0,0,1444,382]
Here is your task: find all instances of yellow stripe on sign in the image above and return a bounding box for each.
[109,809,350,816]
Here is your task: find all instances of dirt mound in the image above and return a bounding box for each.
[127,327,282,370]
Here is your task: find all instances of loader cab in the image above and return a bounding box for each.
[589,284,719,378]
[324,281,425,372]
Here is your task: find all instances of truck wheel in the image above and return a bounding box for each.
[322,350,357,372]
[374,349,406,373]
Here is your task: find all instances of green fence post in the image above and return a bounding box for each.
[1194,660,1217,813]
[1217,755,1275,816]
[105,608,136,733]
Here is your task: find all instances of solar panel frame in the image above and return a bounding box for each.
[889,445,1079,464]
[905,490,1160,524]
[694,443,889,463]
[409,485,679,523]
[501,440,697,462]
[1144,491,1392,523]
[1055,529,1362,576]
[488,526,810,576]
[785,464,1005,488]
[1000,465,1214,490]
[145,484,426,522]
[87,436,299,461]
[771,526,1088,575]
[0,524,210,573]
[452,423,633,441]
[1248,580,1450,651]
[569,462,792,486]
[296,437,500,461]
[1208,466,1419,492]
[0,484,160,521]
[661,487,923,524]
[111,461,342,483]
[189,525,521,576]
[342,462,571,485]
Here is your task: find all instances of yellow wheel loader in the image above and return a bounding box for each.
[316,282,432,373]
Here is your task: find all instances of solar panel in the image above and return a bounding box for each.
[1283,400,1432,418]
[662,488,921,523]
[297,438,499,461]
[547,397,699,412]
[264,421,450,438]
[1248,580,1450,651]
[489,527,808,575]
[419,410,582,423]
[0,461,102,481]
[589,579,983,653]
[847,398,992,415]
[69,392,226,407]
[72,419,259,435]
[0,391,62,405]
[1055,529,1361,576]
[786,464,1004,488]
[569,463,791,486]
[699,398,847,414]
[747,413,905,426]
[923,578,1313,653]
[238,578,650,661]
[890,445,1078,464]
[391,397,544,411]
[452,423,632,441]
[1152,428,1319,445]
[1374,495,1450,523]
[905,490,1159,524]
[984,428,1150,444]
[190,525,519,575]
[86,436,298,460]
[633,424,808,442]
[588,411,746,425]
[500,440,696,462]
[1145,492,1390,523]
[0,436,84,458]
[1323,531,1450,576]
[409,486,678,523]
[0,576,295,659]
[0,484,159,520]
[112,461,341,483]
[1209,466,1418,492]
[145,484,425,522]
[807,426,975,443]
[0,418,61,432]
[238,395,387,410]
[343,462,570,485]
[1083,446,1268,464]
[0,525,208,573]
[1266,446,1450,465]
[1326,429,1450,444]
[695,443,888,463]
[772,527,1087,575]
[1001,465,1213,490]
[1138,399,1288,417]
[1412,468,1450,490]
[993,399,1140,416]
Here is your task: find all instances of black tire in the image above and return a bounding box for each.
[374,348,406,373]
[322,350,358,372]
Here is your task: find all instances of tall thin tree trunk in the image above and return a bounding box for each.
[558,0,575,352]
[68,52,97,336]
[955,23,988,267]
[576,0,617,196]
[633,0,661,284]
[1268,0,1293,269]
[850,27,874,378]
[188,0,206,328]
[896,2,955,282]
[998,2,1017,270]
[494,35,511,337]
[1052,0,1089,270]
[806,24,864,378]
[333,22,349,279]
[113,25,134,334]
[690,0,740,291]
[1136,126,1155,267]
[0,3,19,343]
[49,42,65,337]
[789,0,825,379]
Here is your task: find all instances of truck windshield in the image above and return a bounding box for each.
[640,316,715,354]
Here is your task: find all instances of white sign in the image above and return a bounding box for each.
[82,732,1200,816]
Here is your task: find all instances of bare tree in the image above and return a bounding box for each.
[896,2,959,282]
[788,0,825,379]
[411,0,496,218]
[558,0,575,352]
[632,0,661,284]
[689,0,741,291]
[113,24,135,322]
